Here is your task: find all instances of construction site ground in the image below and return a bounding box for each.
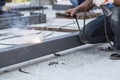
[0,1,120,80]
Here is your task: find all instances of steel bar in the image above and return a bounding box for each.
[28,27,78,32]
[0,32,83,68]
[52,4,74,10]
[10,6,47,11]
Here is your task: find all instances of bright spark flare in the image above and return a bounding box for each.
[30,37,42,44]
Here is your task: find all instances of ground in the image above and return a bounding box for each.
[0,44,120,80]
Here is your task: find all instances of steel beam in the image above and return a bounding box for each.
[0,33,83,68]
[28,26,78,32]
[52,4,74,10]
[11,6,47,11]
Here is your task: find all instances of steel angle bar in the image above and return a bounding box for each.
[0,32,83,68]
[11,6,47,12]
[27,27,78,32]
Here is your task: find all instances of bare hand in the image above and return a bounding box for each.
[65,8,77,17]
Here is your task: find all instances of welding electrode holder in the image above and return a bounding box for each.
[101,5,113,16]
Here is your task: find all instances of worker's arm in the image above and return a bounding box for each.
[66,0,95,16]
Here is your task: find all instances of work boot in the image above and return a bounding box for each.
[110,53,120,60]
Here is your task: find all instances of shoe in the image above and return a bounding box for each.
[110,53,120,60]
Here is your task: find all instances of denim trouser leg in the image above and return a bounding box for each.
[0,0,5,6]
[0,0,5,13]
[70,0,85,7]
[81,6,120,49]
[80,15,114,44]
[70,0,78,7]
[110,6,120,48]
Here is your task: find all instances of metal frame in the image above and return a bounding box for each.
[28,26,78,32]
[11,6,47,11]
[0,33,83,68]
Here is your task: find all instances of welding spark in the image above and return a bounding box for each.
[30,37,42,44]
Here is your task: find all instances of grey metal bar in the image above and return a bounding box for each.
[11,6,47,11]
[0,33,83,68]
[27,27,78,32]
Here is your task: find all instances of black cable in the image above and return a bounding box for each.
[73,1,93,41]
[104,16,114,47]
[73,15,81,32]
[103,12,119,51]
[74,0,116,51]
[72,1,93,37]
[83,1,93,35]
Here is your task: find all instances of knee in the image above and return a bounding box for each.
[110,13,119,22]
[110,7,120,22]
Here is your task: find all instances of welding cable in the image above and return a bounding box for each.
[82,1,93,35]
[73,15,81,32]
[104,16,114,48]
[103,11,119,51]
[42,17,57,36]
[42,17,75,37]
[43,22,75,38]
[83,1,118,50]
[44,1,92,39]
[71,1,93,41]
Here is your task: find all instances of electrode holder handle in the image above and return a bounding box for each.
[101,5,112,16]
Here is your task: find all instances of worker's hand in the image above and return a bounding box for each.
[65,8,77,17]
[93,0,114,6]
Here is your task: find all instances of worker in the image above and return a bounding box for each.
[0,0,5,14]
[66,0,120,60]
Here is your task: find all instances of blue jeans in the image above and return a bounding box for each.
[70,0,78,7]
[70,0,84,7]
[0,0,5,6]
[0,0,5,11]
[81,6,120,49]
